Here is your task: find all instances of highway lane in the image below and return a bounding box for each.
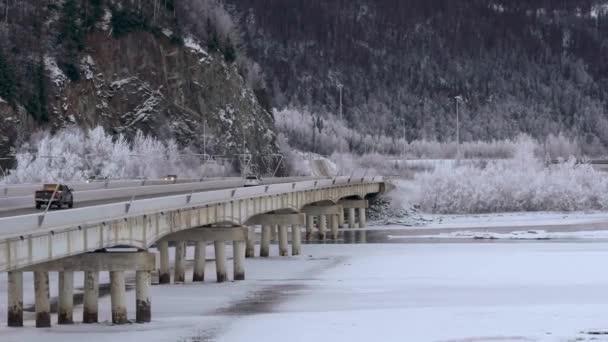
[0,177,321,219]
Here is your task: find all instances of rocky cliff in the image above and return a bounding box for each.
[0,0,280,173]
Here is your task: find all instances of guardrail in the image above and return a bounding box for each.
[0,177,241,198]
[0,176,383,238]
[0,177,322,213]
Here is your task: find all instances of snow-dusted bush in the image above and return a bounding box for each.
[414,136,608,214]
[2,126,233,184]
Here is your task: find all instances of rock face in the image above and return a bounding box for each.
[0,1,280,173]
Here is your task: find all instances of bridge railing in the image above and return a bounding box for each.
[0,176,383,238]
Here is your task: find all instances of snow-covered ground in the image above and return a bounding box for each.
[2,240,608,341]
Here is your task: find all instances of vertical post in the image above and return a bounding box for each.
[331,214,340,240]
[318,215,327,240]
[174,241,186,283]
[260,225,271,257]
[306,215,314,241]
[245,226,255,258]
[339,208,345,227]
[110,271,128,324]
[34,271,51,328]
[278,225,289,256]
[58,271,74,324]
[271,225,278,242]
[193,241,207,282]
[7,271,23,327]
[83,271,99,323]
[292,225,302,256]
[358,208,367,228]
[136,271,151,323]
[348,208,356,229]
[158,240,170,284]
[233,240,246,281]
[214,241,227,282]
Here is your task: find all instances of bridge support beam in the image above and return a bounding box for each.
[158,240,170,284]
[7,271,23,327]
[260,225,271,257]
[83,271,99,323]
[110,271,128,324]
[233,241,246,280]
[348,208,356,229]
[246,226,255,258]
[193,241,206,282]
[279,225,289,256]
[174,242,186,284]
[292,225,301,255]
[58,271,74,324]
[136,271,151,323]
[34,271,50,328]
[214,241,227,282]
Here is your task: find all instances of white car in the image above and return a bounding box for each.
[244,175,261,187]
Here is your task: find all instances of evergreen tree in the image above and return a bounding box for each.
[58,0,84,81]
[0,51,16,104]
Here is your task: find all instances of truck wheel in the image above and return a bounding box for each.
[68,201,73,209]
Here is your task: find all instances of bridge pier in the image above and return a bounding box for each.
[193,241,207,282]
[158,241,170,284]
[7,271,23,327]
[306,215,314,241]
[136,270,151,323]
[347,208,356,228]
[58,271,74,324]
[83,271,99,323]
[110,271,128,324]
[245,226,255,258]
[214,241,227,282]
[292,225,302,255]
[34,271,51,328]
[330,214,340,240]
[339,200,369,230]
[359,208,367,228]
[260,225,271,257]
[233,240,246,280]
[174,242,187,284]
[278,225,289,256]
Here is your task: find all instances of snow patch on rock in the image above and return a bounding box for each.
[43,56,68,88]
[81,55,95,80]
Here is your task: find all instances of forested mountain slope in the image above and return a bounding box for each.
[226,0,608,150]
[0,0,279,170]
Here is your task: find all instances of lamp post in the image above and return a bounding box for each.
[454,95,464,159]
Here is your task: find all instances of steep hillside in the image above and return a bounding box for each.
[0,0,279,172]
[226,0,608,151]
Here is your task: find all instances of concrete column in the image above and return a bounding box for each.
[158,240,170,284]
[278,225,289,256]
[246,226,255,258]
[292,225,302,256]
[358,208,367,228]
[233,240,246,281]
[7,271,23,327]
[83,271,99,323]
[174,241,186,283]
[34,271,50,328]
[318,215,327,240]
[306,215,315,241]
[271,225,278,241]
[260,225,271,257]
[110,271,128,324]
[348,208,357,229]
[136,271,151,323]
[58,271,74,324]
[339,209,345,227]
[193,241,207,282]
[214,241,227,282]
[330,214,340,240]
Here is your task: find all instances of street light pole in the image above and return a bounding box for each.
[454,96,463,159]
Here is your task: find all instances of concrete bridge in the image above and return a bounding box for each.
[0,176,388,328]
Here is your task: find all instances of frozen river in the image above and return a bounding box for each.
[2,238,608,341]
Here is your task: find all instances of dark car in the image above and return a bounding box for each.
[35,184,74,209]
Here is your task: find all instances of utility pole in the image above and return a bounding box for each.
[338,83,343,154]
[454,95,463,159]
